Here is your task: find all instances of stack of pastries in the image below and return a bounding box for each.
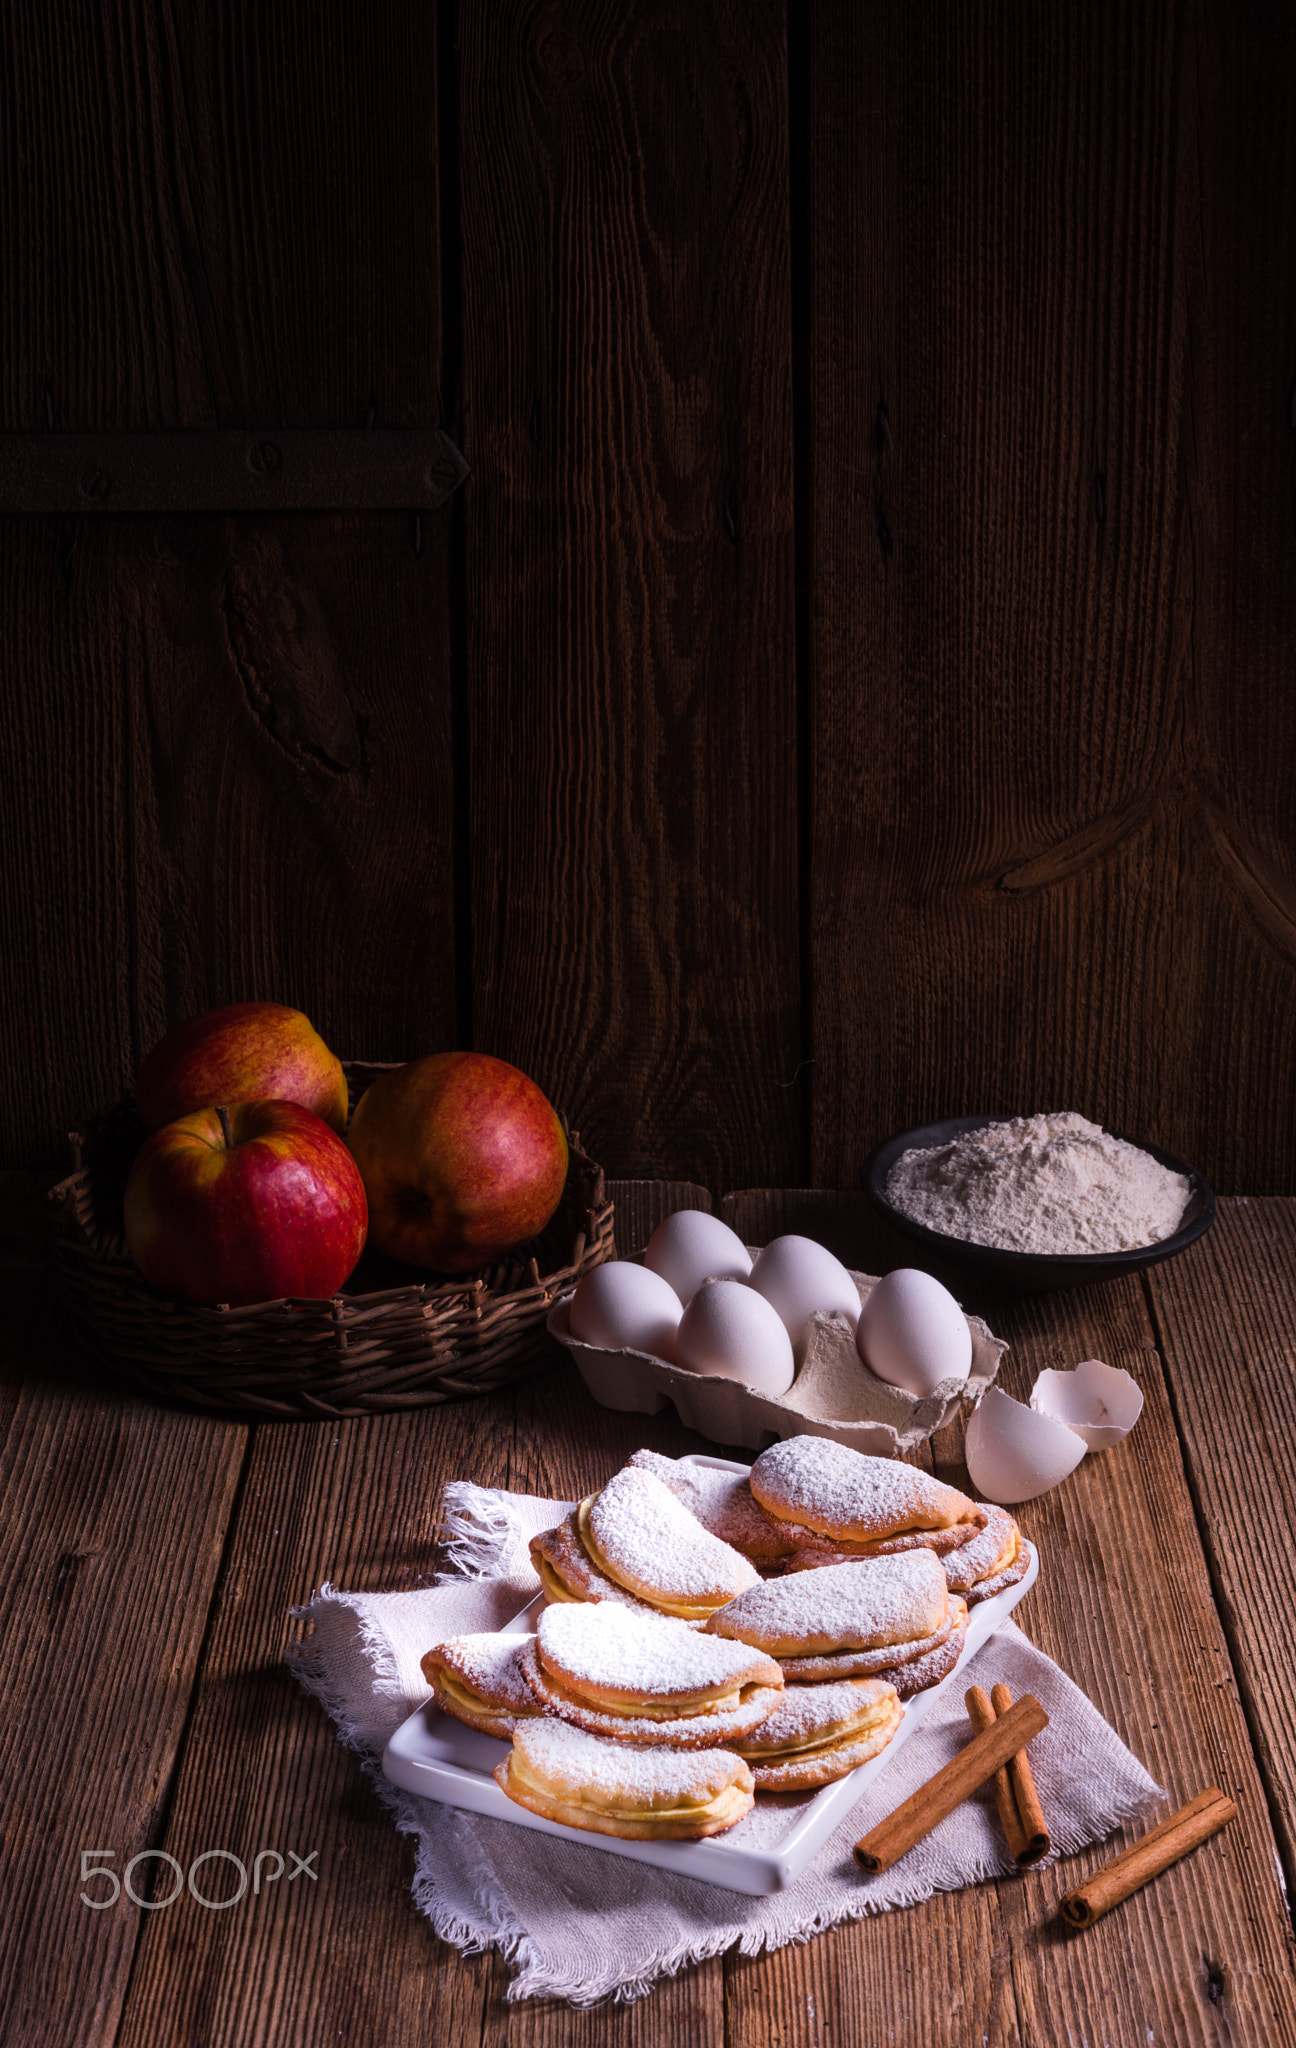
[421,1434,1034,1843]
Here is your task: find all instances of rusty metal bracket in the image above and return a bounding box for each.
[0,429,469,513]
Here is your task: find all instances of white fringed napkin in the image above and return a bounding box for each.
[287,1482,1163,2007]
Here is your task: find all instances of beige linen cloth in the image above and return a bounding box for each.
[287,1483,1163,2007]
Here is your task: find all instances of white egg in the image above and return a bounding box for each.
[1030,1358,1144,1451]
[643,1209,752,1304]
[965,1385,1086,1504]
[748,1235,861,1346]
[855,1268,972,1398]
[675,1278,795,1397]
[568,1262,683,1362]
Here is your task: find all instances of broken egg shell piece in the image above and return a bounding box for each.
[964,1385,1087,1505]
[1030,1358,1144,1452]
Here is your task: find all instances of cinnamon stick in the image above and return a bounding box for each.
[965,1685,1048,1864]
[1058,1788,1238,1928]
[964,1685,1028,1861]
[991,1681,1050,1862]
[854,1692,1049,1874]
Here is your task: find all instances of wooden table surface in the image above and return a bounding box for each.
[4,1177,1296,2048]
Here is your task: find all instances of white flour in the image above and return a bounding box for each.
[885,1113,1190,1255]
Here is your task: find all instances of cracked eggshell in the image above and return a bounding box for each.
[675,1277,796,1397]
[568,1261,684,1363]
[748,1234,862,1346]
[643,1209,752,1303]
[1030,1358,1144,1451]
[965,1384,1086,1504]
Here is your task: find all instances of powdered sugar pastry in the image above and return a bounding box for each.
[536,1600,774,1698]
[586,1466,760,1602]
[708,1552,948,1653]
[509,1716,749,1805]
[751,1436,976,1539]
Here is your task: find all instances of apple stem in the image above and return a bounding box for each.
[216,1105,234,1150]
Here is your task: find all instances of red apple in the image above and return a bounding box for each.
[135,1002,348,1134]
[345,1052,569,1271]
[124,1100,368,1307]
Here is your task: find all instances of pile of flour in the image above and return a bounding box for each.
[885,1112,1190,1255]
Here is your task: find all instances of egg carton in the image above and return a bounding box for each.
[546,1265,1006,1457]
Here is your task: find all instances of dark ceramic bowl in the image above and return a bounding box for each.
[862,1116,1216,1294]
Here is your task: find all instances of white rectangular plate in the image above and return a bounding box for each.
[382,1454,1038,1894]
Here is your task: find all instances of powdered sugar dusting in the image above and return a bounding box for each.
[885,1112,1190,1254]
[628,1451,798,1561]
[711,1552,947,1650]
[510,1716,752,1803]
[432,1632,537,1710]
[522,1643,782,1744]
[875,1598,969,1697]
[751,1437,971,1537]
[537,1600,775,1697]
[775,1608,953,1677]
[786,1518,979,1566]
[532,1512,658,1610]
[740,1677,894,1751]
[589,1467,761,1600]
[964,1539,1033,1605]
[941,1506,1018,1592]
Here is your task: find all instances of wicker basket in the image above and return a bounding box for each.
[48,1060,615,1420]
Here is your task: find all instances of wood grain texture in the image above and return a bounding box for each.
[10,1180,1296,2042]
[612,1177,711,1256]
[458,0,802,1192]
[0,0,440,431]
[0,1281,247,2048]
[113,1401,504,2048]
[4,0,1296,1195]
[1146,1200,1296,1896]
[0,510,456,1165]
[720,1187,917,1273]
[805,0,1296,1195]
[109,1180,727,2046]
[0,0,456,1167]
[722,1191,1296,2048]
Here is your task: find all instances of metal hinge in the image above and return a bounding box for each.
[0,429,470,513]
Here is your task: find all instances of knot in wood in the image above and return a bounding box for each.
[537,29,585,84]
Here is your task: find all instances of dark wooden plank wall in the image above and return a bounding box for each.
[0,3,458,1164]
[459,0,801,1193]
[2,0,1294,1192]
[806,0,1296,1194]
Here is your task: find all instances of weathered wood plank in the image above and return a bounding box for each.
[0,532,459,1178]
[0,0,456,1168]
[722,1191,1296,2047]
[720,1187,916,1275]
[479,1962,724,2048]
[459,0,802,1192]
[0,1264,247,2046]
[804,0,1296,1197]
[612,1178,712,1258]
[0,1,440,436]
[111,1181,725,2046]
[112,1400,501,2048]
[1146,1200,1296,1894]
